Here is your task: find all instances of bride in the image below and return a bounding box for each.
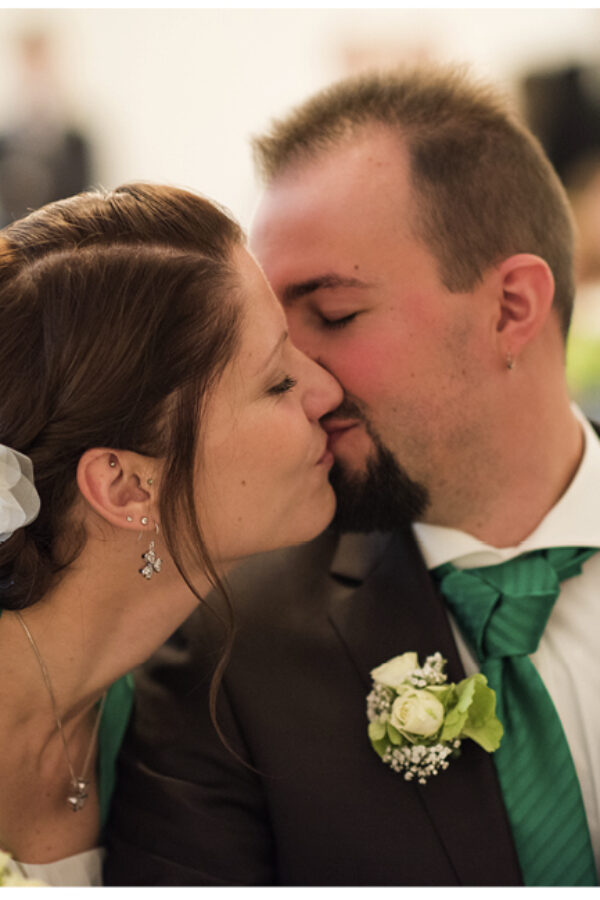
[0,182,342,885]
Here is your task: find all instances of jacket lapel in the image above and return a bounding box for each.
[327,529,523,885]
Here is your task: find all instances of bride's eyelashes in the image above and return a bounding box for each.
[268,375,298,396]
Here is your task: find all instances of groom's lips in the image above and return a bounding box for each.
[321,418,360,452]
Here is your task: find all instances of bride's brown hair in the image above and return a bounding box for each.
[0,182,243,621]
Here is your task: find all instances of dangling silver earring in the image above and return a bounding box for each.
[139,522,162,580]
[506,352,515,371]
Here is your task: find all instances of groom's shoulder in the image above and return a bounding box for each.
[161,527,423,682]
[226,529,341,605]
[173,530,342,652]
[176,527,424,651]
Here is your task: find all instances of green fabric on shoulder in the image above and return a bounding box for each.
[98,673,135,830]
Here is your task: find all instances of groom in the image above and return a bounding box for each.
[105,66,600,885]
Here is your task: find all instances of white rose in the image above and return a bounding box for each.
[370,652,418,689]
[390,688,445,739]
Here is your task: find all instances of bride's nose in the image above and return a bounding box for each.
[299,354,343,421]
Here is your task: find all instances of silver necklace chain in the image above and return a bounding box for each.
[15,611,107,812]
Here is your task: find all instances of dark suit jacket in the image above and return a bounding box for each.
[104,527,522,886]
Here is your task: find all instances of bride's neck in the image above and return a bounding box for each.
[1,529,211,721]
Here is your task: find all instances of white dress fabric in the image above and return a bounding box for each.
[7,847,104,886]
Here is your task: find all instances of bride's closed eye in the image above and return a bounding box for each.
[268,375,297,396]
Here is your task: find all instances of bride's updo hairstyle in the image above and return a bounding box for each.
[0,182,243,611]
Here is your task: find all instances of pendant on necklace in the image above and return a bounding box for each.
[67,778,89,812]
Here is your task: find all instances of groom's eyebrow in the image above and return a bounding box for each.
[281,273,372,304]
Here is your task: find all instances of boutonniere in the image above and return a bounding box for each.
[366,652,503,784]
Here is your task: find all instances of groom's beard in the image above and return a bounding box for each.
[327,399,429,533]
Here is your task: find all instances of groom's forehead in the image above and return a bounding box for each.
[250,145,417,295]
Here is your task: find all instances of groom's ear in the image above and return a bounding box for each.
[494,253,555,354]
[77,448,158,530]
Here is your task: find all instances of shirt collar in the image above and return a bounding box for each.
[413,406,600,570]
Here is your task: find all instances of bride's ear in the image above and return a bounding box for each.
[76,448,158,530]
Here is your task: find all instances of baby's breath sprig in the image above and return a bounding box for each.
[366,652,503,783]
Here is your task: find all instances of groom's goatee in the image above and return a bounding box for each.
[329,433,429,533]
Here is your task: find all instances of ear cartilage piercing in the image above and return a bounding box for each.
[140,516,149,526]
[109,459,116,468]
[126,515,133,523]
[147,478,153,486]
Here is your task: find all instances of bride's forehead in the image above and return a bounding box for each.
[234,246,285,323]
[223,252,287,378]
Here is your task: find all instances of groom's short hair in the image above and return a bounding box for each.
[252,66,575,339]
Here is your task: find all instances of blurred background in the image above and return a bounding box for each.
[1,6,600,413]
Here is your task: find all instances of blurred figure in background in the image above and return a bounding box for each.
[523,65,600,417]
[562,152,600,418]
[0,31,92,226]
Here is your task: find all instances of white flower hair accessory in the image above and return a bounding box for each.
[0,444,41,543]
[367,652,503,784]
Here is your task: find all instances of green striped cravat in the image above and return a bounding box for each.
[434,547,598,887]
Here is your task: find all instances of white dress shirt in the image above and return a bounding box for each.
[413,407,600,875]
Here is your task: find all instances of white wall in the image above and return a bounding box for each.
[0,8,599,227]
